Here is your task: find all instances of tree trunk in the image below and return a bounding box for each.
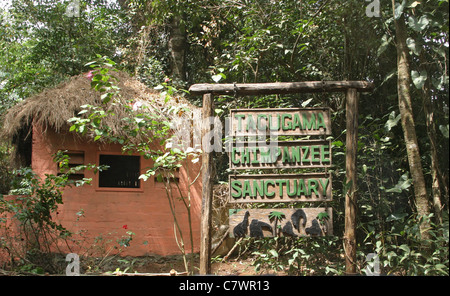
[344,88,359,274]
[168,15,187,82]
[421,67,443,224]
[392,3,431,237]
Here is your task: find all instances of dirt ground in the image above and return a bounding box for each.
[91,254,283,276]
[0,254,270,276]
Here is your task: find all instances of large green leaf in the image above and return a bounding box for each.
[386,173,412,193]
[411,70,427,89]
[377,35,392,57]
[385,111,401,131]
[386,212,408,222]
[408,15,430,32]
[406,37,421,56]
[439,124,449,138]
[394,0,407,19]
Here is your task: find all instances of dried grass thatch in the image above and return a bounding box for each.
[1,71,200,167]
[1,70,199,141]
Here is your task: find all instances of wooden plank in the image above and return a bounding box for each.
[228,173,332,203]
[344,88,358,275]
[189,81,374,96]
[230,108,331,136]
[229,140,332,170]
[199,93,214,275]
[229,208,333,238]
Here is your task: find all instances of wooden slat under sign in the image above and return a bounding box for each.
[189,81,375,96]
[229,140,332,170]
[229,208,333,238]
[229,173,332,203]
[230,108,331,137]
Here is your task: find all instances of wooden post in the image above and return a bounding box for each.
[344,88,359,274]
[199,93,214,274]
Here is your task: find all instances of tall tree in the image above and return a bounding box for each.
[391,0,431,237]
[0,0,130,111]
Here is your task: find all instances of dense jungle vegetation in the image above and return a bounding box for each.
[0,0,448,275]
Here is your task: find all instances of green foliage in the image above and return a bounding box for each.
[250,236,344,275]
[362,214,449,275]
[117,231,135,248]
[1,0,448,275]
[0,0,130,116]
[4,151,98,232]
[0,150,104,273]
[0,144,14,195]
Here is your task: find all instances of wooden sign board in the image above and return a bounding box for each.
[229,140,332,170]
[229,208,333,238]
[229,173,332,203]
[230,108,331,137]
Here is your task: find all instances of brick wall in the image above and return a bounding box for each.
[29,124,202,257]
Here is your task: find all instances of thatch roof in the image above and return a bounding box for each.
[1,70,198,141]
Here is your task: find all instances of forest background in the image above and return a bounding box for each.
[0,0,448,275]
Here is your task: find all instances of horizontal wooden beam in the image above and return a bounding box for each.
[188,81,374,96]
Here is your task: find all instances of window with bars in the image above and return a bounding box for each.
[98,154,141,188]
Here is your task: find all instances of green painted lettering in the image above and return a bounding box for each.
[297,179,306,196]
[282,146,291,163]
[307,179,319,196]
[319,178,329,196]
[276,179,286,196]
[317,112,326,130]
[246,115,256,132]
[321,145,330,163]
[301,146,310,163]
[302,113,316,130]
[260,148,272,164]
[250,147,259,164]
[291,146,301,163]
[257,114,268,131]
[241,148,250,164]
[281,114,292,131]
[264,180,275,198]
[231,180,242,198]
[242,180,252,197]
[253,180,264,198]
[310,145,320,162]
[286,180,297,197]
[269,115,280,131]
[292,113,302,129]
[235,114,245,132]
[231,147,240,164]
[272,147,282,163]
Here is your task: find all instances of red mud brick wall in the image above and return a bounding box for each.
[0,195,25,264]
[31,125,202,257]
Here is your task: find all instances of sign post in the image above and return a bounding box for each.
[190,81,374,275]
[199,93,214,275]
[344,88,359,275]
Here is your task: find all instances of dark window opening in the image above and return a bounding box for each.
[99,155,140,188]
[13,124,32,167]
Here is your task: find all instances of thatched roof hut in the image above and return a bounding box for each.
[0,71,204,258]
[1,70,199,166]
